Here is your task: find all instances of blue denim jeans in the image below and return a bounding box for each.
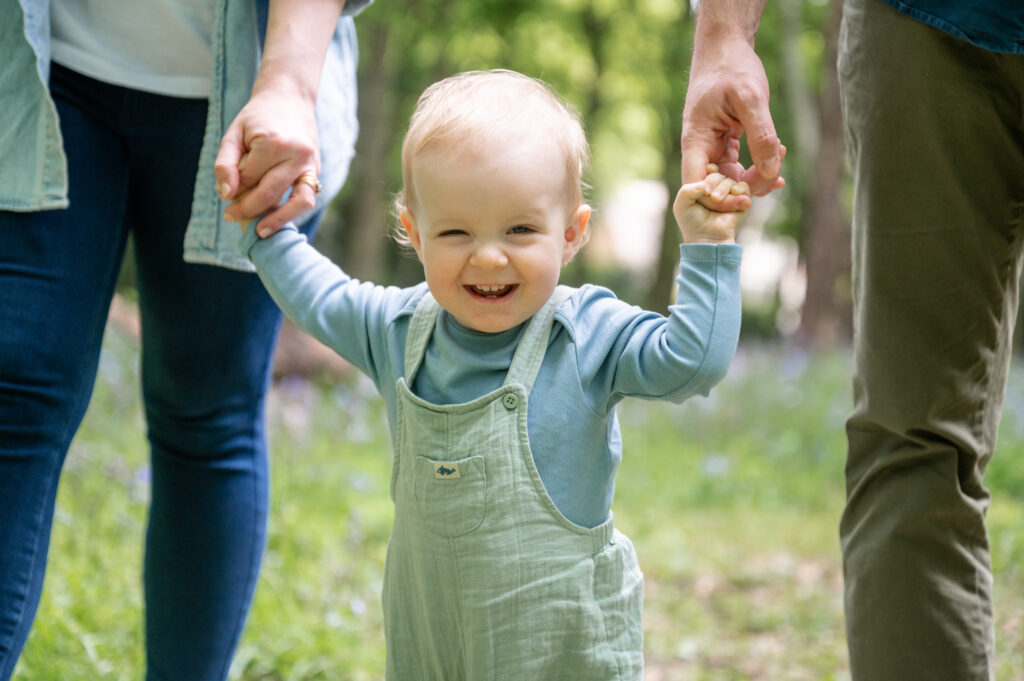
[0,64,317,681]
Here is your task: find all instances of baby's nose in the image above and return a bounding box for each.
[470,243,509,269]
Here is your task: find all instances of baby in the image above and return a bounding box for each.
[240,69,748,680]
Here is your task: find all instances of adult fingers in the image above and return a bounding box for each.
[233,135,277,194]
[225,178,316,239]
[739,143,788,196]
[223,130,317,223]
[733,92,783,182]
[238,133,315,192]
[253,182,319,237]
[223,162,316,223]
[213,122,246,200]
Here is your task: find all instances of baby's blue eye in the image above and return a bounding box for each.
[509,225,533,234]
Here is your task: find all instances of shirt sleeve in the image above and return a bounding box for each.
[240,225,413,385]
[569,242,742,412]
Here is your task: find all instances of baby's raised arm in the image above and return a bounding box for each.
[673,163,751,244]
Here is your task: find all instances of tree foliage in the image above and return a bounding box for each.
[323,0,850,339]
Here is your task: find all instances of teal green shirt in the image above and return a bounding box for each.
[884,0,1023,54]
[242,227,742,528]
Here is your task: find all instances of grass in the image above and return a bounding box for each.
[12,323,1024,680]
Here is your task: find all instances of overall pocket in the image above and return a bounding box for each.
[413,455,487,537]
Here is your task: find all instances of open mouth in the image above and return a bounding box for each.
[466,284,517,299]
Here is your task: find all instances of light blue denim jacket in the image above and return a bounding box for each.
[1,0,370,271]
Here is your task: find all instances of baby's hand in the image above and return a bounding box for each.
[673,164,751,244]
[235,215,281,239]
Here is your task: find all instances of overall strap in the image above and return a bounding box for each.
[403,291,441,384]
[503,285,575,391]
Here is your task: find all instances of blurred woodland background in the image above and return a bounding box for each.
[17,2,1024,680]
[321,0,848,347]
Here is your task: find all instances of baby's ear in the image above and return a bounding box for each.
[398,207,424,262]
[562,205,591,264]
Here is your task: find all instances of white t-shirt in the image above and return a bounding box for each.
[50,0,216,98]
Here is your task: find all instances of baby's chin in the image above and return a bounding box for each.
[453,307,543,335]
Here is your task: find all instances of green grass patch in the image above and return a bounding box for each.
[12,332,1024,680]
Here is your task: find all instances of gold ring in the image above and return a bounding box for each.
[296,174,322,194]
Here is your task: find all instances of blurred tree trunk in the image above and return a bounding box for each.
[329,0,461,286]
[646,137,682,315]
[566,5,611,288]
[779,0,818,170]
[797,0,850,347]
[333,19,398,282]
[644,10,691,315]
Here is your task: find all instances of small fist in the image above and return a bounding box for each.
[673,164,751,244]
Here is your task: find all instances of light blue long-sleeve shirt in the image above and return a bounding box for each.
[2,0,370,270]
[242,226,742,528]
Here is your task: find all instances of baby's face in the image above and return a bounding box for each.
[402,135,588,333]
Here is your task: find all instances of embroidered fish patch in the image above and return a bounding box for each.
[434,462,461,479]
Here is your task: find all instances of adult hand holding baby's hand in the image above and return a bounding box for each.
[680,10,786,213]
[214,87,321,238]
[673,164,750,244]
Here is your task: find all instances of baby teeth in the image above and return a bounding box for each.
[477,285,504,292]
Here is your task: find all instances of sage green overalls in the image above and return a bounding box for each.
[383,288,644,680]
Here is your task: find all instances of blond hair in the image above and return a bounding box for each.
[396,70,589,223]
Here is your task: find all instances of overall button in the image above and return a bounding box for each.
[501,393,519,410]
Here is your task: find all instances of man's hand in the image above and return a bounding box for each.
[681,0,784,213]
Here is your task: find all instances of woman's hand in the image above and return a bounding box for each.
[213,0,346,237]
[215,88,320,236]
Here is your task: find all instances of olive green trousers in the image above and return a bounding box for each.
[839,1,1024,679]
